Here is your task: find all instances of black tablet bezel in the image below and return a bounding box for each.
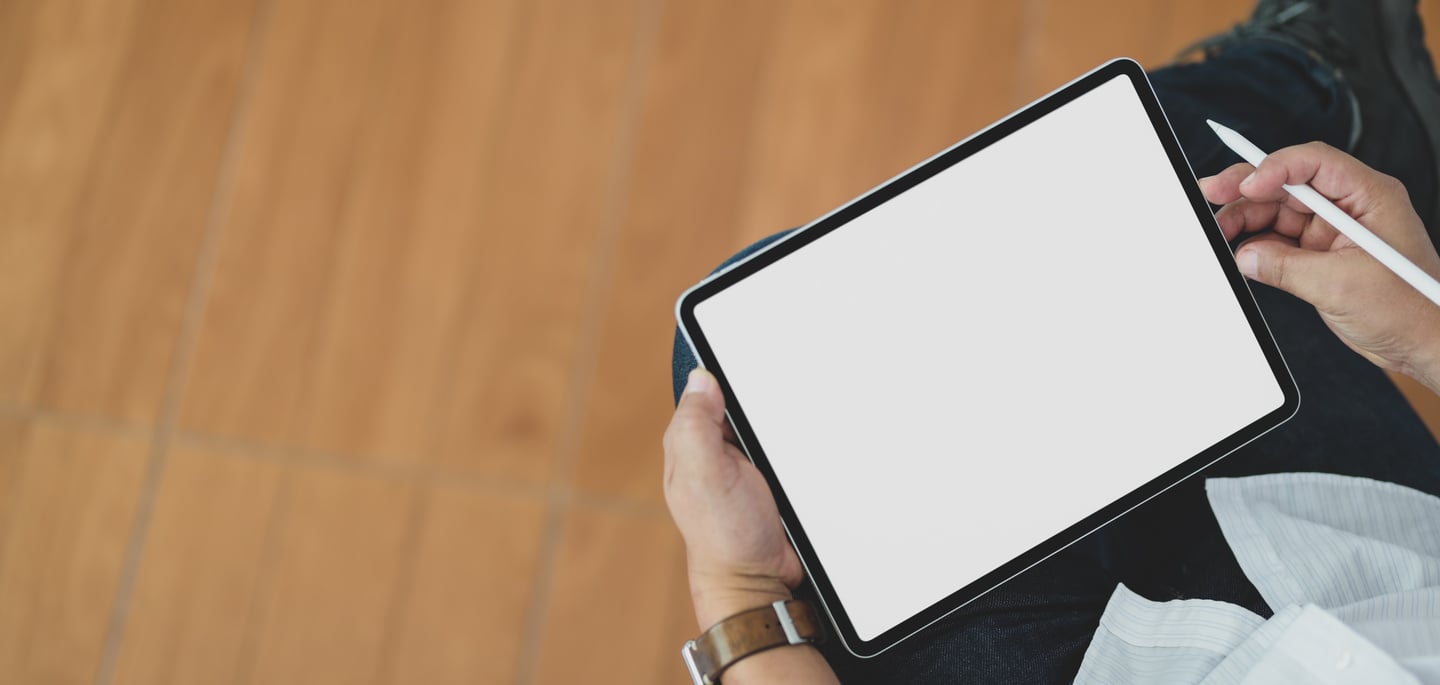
[674,58,1300,658]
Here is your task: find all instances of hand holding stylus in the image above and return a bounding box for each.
[1199,141,1440,393]
[1208,120,1440,307]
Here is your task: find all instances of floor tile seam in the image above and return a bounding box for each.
[366,488,430,685]
[568,491,668,518]
[92,0,279,682]
[169,429,560,499]
[171,432,671,514]
[512,0,668,681]
[176,430,672,514]
[0,403,152,437]
[226,472,293,685]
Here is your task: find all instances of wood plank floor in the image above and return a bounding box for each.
[3,1,1440,683]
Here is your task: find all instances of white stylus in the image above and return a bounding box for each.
[1206,118,1440,308]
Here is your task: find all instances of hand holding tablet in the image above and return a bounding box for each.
[674,59,1299,657]
[663,368,804,630]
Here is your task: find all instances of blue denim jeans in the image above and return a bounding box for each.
[670,43,1440,683]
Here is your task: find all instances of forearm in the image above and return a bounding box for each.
[691,586,842,685]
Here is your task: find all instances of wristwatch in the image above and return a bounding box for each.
[681,599,826,684]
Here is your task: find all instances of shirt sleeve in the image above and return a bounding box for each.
[1074,583,1265,685]
[1207,473,1440,679]
[1206,473,1440,611]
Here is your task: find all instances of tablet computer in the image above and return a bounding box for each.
[674,58,1299,658]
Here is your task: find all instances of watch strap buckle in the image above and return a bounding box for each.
[680,599,824,684]
[681,638,716,685]
[773,599,804,645]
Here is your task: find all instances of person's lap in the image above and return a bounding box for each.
[669,44,1440,683]
[670,256,1440,684]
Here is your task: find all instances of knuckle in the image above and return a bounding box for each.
[1383,174,1409,201]
[1266,256,1286,290]
[1223,161,1254,179]
[1269,250,1294,290]
[1359,173,1402,203]
[1289,141,1338,164]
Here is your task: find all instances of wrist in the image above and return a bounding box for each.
[683,597,839,685]
[1402,320,1440,395]
[690,574,793,630]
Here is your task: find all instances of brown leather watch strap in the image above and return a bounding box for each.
[682,599,825,684]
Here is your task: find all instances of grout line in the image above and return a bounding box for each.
[227,473,293,685]
[511,0,667,682]
[171,430,554,500]
[92,0,278,682]
[0,408,667,514]
[367,487,430,685]
[181,429,670,516]
[512,487,571,681]
[569,491,668,518]
[0,402,151,437]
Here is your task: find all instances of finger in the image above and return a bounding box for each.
[685,366,725,411]
[1238,232,1299,250]
[1240,142,1400,218]
[663,369,729,467]
[1214,197,1340,246]
[1233,237,1340,309]
[1296,213,1344,251]
[1199,162,1257,205]
[1214,197,1281,241]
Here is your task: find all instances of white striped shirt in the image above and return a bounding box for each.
[1074,473,1440,684]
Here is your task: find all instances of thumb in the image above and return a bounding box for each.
[1235,240,1336,308]
[665,369,728,459]
[678,368,724,418]
[664,369,743,497]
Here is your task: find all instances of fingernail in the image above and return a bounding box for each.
[686,369,714,395]
[1236,249,1258,278]
[1240,172,1256,189]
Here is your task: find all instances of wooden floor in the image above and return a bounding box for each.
[3,1,1440,683]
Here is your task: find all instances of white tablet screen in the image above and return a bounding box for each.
[691,74,1286,643]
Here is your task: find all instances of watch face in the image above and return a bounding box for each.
[680,640,709,685]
